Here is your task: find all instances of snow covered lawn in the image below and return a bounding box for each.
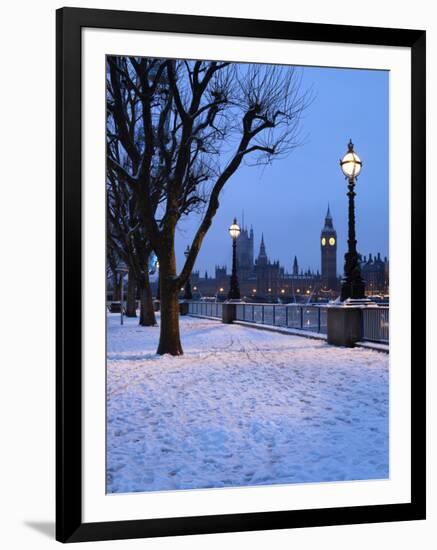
[107,313,389,494]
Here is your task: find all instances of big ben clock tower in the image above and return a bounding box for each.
[321,205,338,291]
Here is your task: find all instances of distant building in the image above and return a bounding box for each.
[146,207,388,302]
[174,208,343,302]
[320,205,338,292]
[254,234,282,297]
[360,252,389,296]
[236,224,254,281]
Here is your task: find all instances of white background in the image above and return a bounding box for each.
[0,0,434,548]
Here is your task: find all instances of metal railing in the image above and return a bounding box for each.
[362,307,389,343]
[187,301,223,319]
[235,303,328,334]
[187,300,389,345]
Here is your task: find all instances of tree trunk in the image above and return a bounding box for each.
[126,268,137,317]
[157,278,182,355]
[112,271,121,301]
[139,270,156,326]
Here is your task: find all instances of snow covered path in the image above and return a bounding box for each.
[106,313,389,494]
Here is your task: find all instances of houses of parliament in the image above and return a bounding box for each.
[187,207,389,302]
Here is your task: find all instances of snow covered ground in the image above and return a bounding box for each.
[106,313,389,494]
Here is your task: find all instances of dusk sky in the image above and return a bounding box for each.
[174,64,389,277]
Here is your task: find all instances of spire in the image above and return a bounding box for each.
[260,233,266,254]
[323,203,334,229]
[257,233,268,265]
[293,255,299,276]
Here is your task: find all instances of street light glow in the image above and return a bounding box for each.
[228,217,241,240]
[340,139,362,179]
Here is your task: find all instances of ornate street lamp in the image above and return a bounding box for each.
[228,218,241,300]
[339,139,366,301]
[183,245,193,300]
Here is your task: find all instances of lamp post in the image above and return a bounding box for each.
[115,261,128,325]
[228,217,241,300]
[339,139,366,301]
[183,245,193,300]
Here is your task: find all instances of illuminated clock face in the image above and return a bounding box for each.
[329,237,336,246]
[321,237,326,246]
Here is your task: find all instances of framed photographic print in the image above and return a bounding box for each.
[56,6,426,543]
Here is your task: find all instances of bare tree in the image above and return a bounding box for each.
[107,168,157,326]
[107,56,311,355]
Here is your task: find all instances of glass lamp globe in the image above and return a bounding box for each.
[340,139,362,179]
[229,218,241,240]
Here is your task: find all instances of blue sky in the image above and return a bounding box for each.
[175,64,389,277]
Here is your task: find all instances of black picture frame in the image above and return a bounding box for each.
[56,6,426,543]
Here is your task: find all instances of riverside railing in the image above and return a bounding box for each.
[188,301,327,332]
[362,306,389,344]
[187,300,223,319]
[235,303,328,334]
[187,300,389,344]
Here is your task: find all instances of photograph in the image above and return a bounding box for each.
[105,55,390,495]
[0,0,430,545]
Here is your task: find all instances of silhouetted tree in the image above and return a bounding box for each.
[107,168,157,326]
[107,56,310,354]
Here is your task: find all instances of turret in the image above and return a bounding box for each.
[236,219,254,278]
[257,233,268,266]
[292,255,299,276]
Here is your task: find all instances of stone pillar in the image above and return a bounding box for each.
[179,301,189,316]
[327,306,363,347]
[222,302,237,324]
